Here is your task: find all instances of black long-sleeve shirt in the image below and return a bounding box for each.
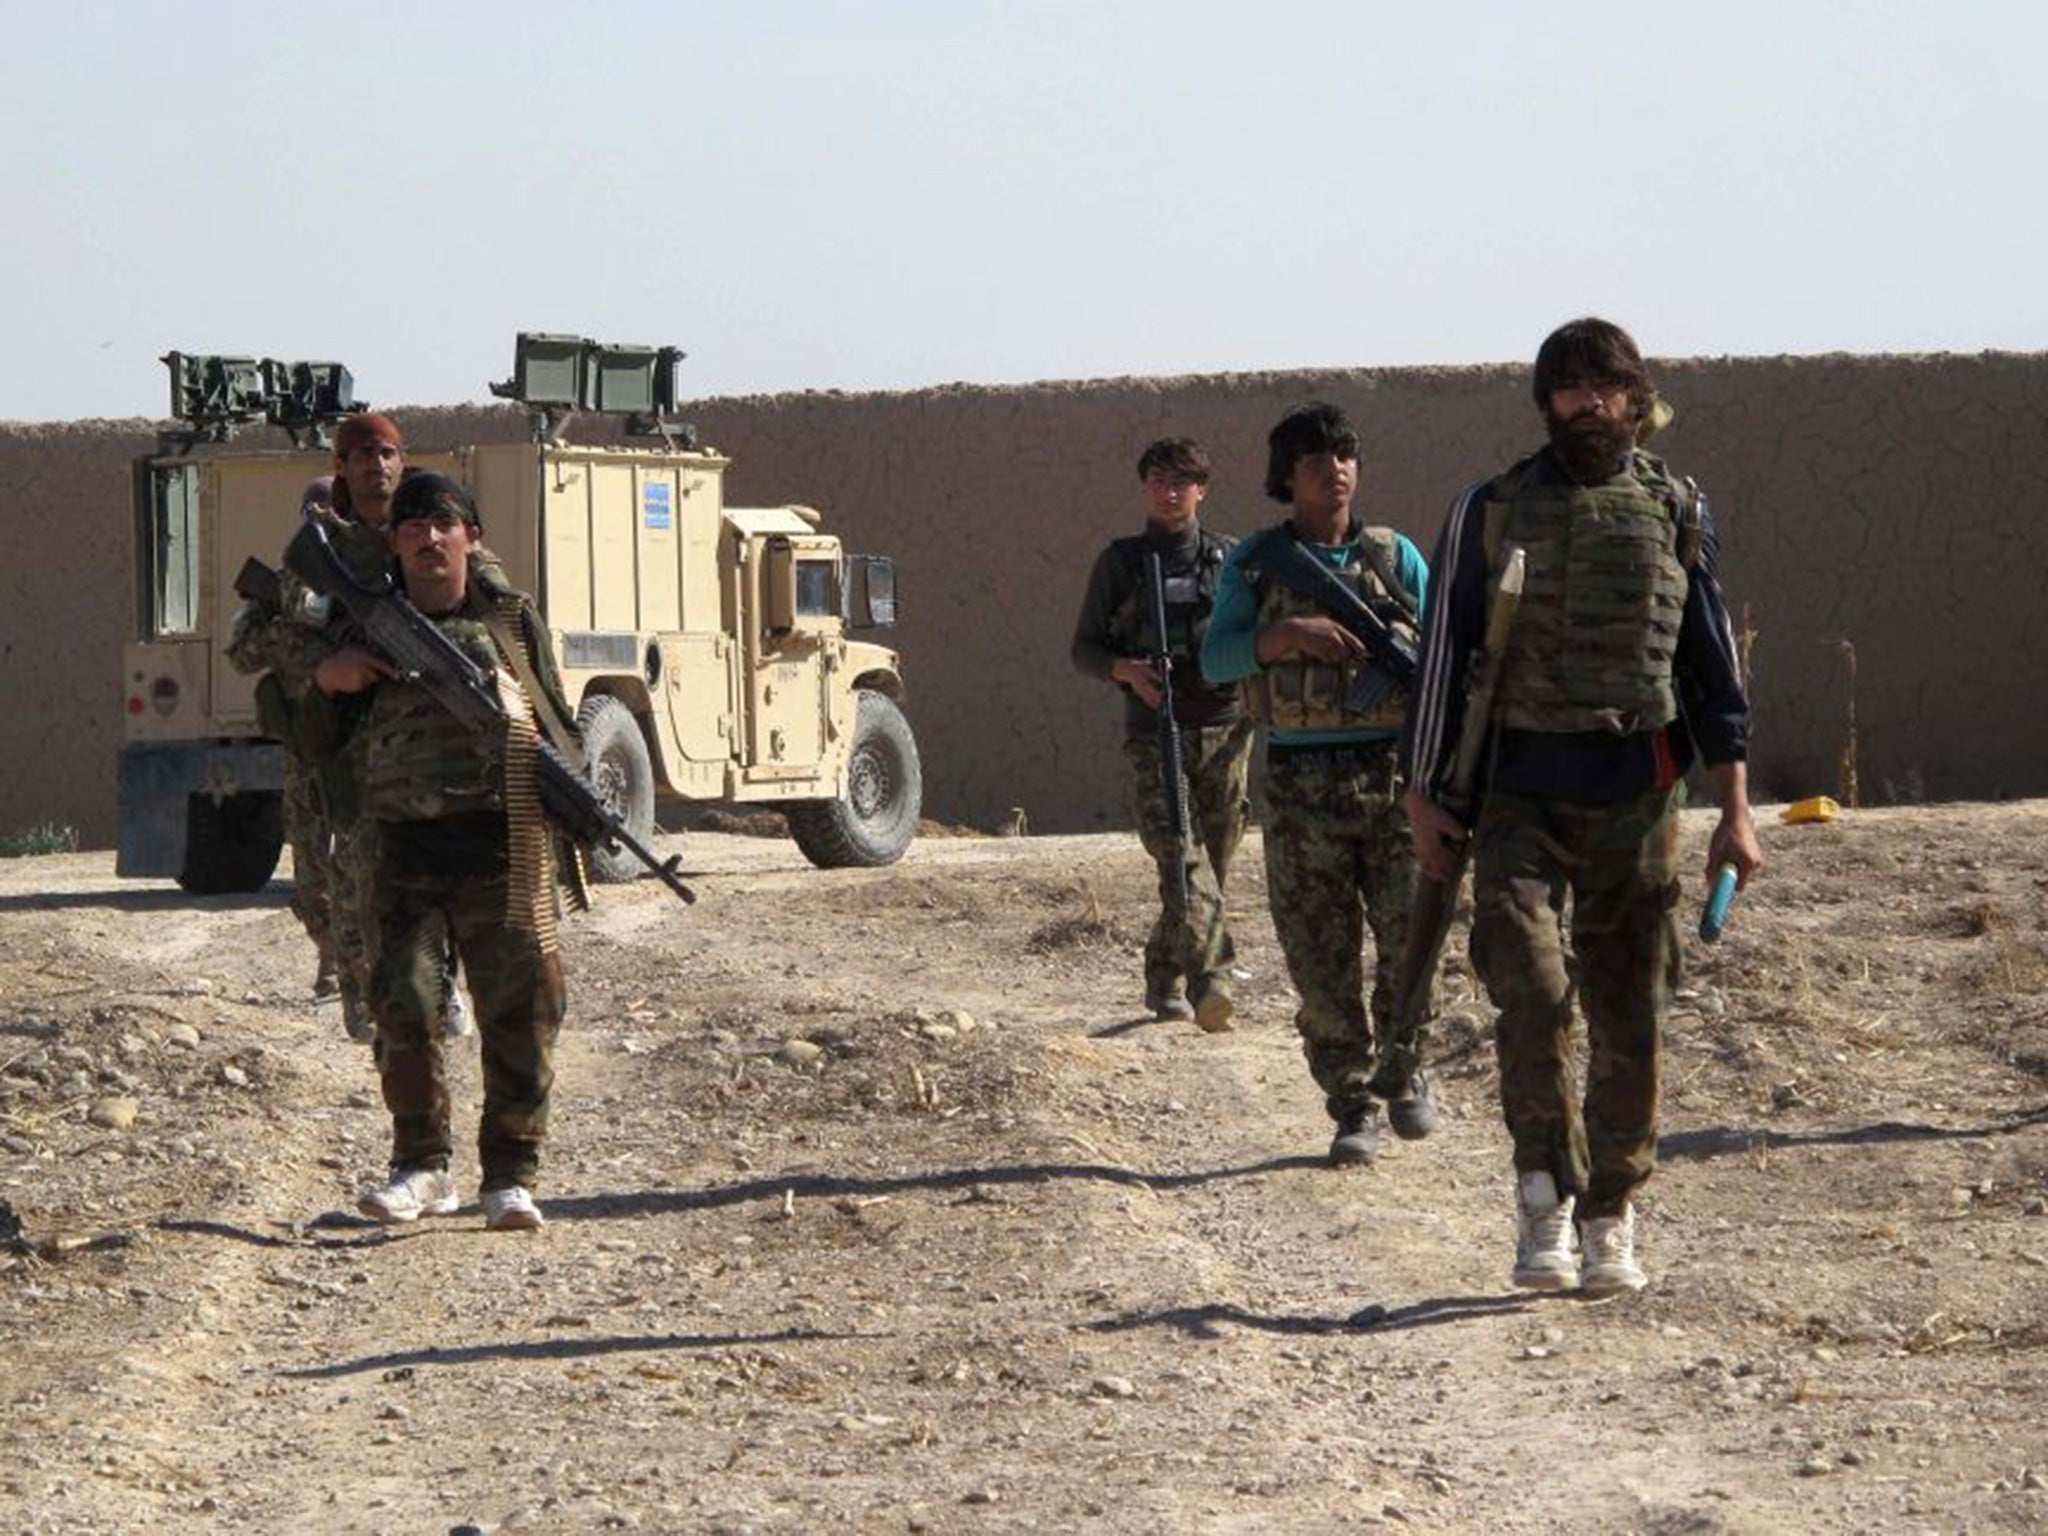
[1070,521,1241,735]
[1400,450,1750,806]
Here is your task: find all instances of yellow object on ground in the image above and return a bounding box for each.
[1780,796,1841,825]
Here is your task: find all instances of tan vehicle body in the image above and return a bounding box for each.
[120,440,914,890]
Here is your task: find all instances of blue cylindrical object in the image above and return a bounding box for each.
[1699,864,1739,942]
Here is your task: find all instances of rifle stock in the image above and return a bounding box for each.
[284,515,696,904]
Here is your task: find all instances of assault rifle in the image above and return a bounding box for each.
[278,519,697,904]
[1144,551,1192,916]
[1255,532,1419,718]
[1386,547,1527,1068]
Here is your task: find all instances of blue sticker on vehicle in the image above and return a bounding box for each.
[643,483,672,531]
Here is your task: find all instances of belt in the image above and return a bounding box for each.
[1265,739,1395,768]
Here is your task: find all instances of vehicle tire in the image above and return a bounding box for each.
[575,695,660,884]
[788,689,922,869]
[178,791,284,895]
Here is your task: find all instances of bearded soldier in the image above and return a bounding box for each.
[1402,318,1762,1295]
[1071,437,1253,1030]
[320,473,575,1231]
[1201,403,1434,1166]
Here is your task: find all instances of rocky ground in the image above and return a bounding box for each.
[2,802,2046,1535]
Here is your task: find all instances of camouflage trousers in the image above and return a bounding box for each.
[1123,717,1255,1003]
[1262,742,1429,1113]
[369,814,567,1191]
[1470,784,1685,1220]
[285,762,377,1018]
[282,760,338,962]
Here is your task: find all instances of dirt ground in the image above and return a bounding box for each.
[3,802,2046,1535]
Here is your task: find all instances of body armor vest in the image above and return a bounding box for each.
[1245,526,1419,732]
[1105,530,1229,666]
[359,608,509,821]
[1490,451,1695,737]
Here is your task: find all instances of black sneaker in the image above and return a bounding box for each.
[1384,1071,1440,1141]
[1328,1102,1380,1167]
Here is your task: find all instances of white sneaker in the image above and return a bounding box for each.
[482,1185,545,1232]
[1580,1205,1648,1296]
[357,1166,459,1224]
[1512,1170,1579,1290]
[442,984,474,1040]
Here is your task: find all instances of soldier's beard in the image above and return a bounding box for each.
[1545,409,1636,484]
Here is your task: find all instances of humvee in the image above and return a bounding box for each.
[118,334,920,893]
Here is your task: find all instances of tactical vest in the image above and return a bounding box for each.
[1243,526,1419,732]
[359,608,508,822]
[1489,450,1699,737]
[1104,529,1230,668]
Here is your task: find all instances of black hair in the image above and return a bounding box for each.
[1532,317,1653,419]
[1135,437,1211,485]
[1263,402,1359,504]
[388,471,480,529]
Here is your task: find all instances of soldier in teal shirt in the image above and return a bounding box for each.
[1200,403,1436,1167]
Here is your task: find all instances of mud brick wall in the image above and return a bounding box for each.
[3,352,2045,848]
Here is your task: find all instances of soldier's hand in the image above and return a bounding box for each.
[1111,656,1165,710]
[315,647,397,696]
[1257,616,1366,666]
[1706,806,1763,889]
[1403,788,1468,884]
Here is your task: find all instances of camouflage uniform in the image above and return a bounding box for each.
[1202,522,1433,1118]
[1122,717,1255,1000]
[229,510,461,1038]
[1263,744,1427,1113]
[1072,524,1251,1010]
[1470,785,1683,1215]
[226,562,369,1007]
[279,761,338,976]
[360,570,573,1191]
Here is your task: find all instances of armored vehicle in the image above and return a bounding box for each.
[119,335,919,893]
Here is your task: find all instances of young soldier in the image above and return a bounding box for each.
[318,473,575,1231]
[1071,438,1253,1030]
[1402,318,1761,1294]
[1201,404,1434,1166]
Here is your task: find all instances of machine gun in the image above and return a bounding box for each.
[1254,532,1419,718]
[159,352,363,454]
[280,518,696,905]
[1143,551,1192,917]
[1385,547,1527,1073]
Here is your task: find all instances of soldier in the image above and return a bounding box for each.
[229,474,344,997]
[1200,404,1434,1166]
[228,413,469,1042]
[321,473,574,1231]
[1071,438,1253,1030]
[1401,318,1761,1295]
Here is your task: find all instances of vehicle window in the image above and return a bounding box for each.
[149,465,202,636]
[795,560,837,618]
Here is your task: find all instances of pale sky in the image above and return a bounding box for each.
[5,0,2041,422]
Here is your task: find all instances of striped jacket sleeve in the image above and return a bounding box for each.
[1399,480,1493,802]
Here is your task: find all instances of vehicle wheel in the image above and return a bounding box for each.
[178,791,284,894]
[575,695,659,884]
[788,689,922,868]
[573,696,659,884]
